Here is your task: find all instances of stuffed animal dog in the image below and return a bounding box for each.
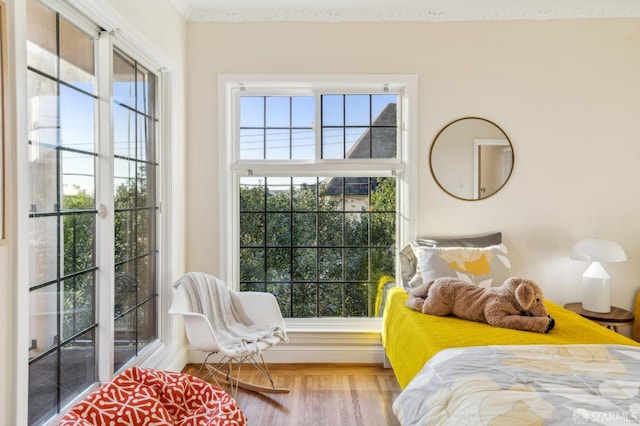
[406,276,555,333]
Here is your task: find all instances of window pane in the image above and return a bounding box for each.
[29,351,58,426]
[114,158,135,209]
[62,213,95,275]
[29,216,58,285]
[371,127,397,159]
[114,311,135,372]
[60,85,95,152]
[292,178,316,211]
[62,150,95,205]
[345,213,368,246]
[240,96,314,160]
[136,209,150,255]
[115,266,137,316]
[291,129,314,160]
[345,95,370,126]
[266,177,291,211]
[319,178,343,211]
[319,283,342,316]
[346,127,369,157]
[267,213,290,246]
[137,162,152,207]
[266,248,291,281]
[113,104,135,157]
[115,210,134,263]
[136,64,155,115]
[321,94,397,159]
[319,248,342,281]
[372,94,397,125]
[318,213,342,245]
[291,96,314,127]
[239,96,264,127]
[240,128,264,160]
[266,96,290,127]
[345,248,368,281]
[26,0,57,76]
[293,248,316,281]
[60,331,96,407]
[113,51,136,109]
[239,176,395,318]
[59,17,95,91]
[240,248,264,281]
[322,95,343,126]
[266,128,289,159]
[322,128,343,159]
[292,213,316,246]
[62,273,95,338]
[240,213,265,246]
[29,284,58,356]
[137,114,154,161]
[240,179,265,210]
[345,283,369,317]
[137,255,153,300]
[29,144,58,214]
[137,299,157,350]
[27,71,58,147]
[292,283,316,317]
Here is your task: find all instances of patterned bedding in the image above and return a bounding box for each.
[393,344,640,425]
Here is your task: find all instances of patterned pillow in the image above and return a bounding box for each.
[59,366,247,426]
[400,233,502,289]
[412,243,512,288]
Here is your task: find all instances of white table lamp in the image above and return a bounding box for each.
[570,237,626,313]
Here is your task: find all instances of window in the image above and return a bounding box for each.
[112,49,158,372]
[26,1,161,423]
[223,76,416,320]
[27,1,99,422]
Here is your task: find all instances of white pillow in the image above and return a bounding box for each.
[412,243,512,288]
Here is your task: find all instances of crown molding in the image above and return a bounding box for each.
[185,6,640,22]
[168,0,189,18]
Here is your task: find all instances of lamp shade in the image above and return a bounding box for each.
[570,237,626,263]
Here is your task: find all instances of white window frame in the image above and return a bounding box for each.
[218,74,418,331]
[13,1,177,424]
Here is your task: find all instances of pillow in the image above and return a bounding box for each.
[399,232,502,289]
[412,243,512,288]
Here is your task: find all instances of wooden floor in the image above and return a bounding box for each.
[182,363,402,426]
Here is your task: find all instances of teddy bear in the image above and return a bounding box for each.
[405,276,555,333]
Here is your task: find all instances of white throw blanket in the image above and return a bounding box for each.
[174,272,288,357]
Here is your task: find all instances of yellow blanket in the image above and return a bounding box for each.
[381,286,640,388]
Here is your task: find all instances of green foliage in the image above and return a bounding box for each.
[239,177,396,318]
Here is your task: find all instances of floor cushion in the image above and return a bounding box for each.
[59,366,246,425]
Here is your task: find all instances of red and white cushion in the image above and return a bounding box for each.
[59,366,246,426]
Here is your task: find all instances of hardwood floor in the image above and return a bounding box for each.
[182,363,402,426]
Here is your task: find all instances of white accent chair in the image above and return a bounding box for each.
[169,274,289,395]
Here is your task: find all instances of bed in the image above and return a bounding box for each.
[382,235,640,425]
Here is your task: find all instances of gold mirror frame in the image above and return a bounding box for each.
[429,117,514,201]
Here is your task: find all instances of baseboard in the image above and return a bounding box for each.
[141,341,188,372]
[186,330,387,364]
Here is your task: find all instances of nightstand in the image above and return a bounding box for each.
[564,302,635,332]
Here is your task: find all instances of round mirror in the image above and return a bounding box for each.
[429,117,514,201]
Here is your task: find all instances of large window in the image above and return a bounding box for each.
[225,78,414,320]
[26,1,161,424]
[112,49,158,372]
[27,1,98,422]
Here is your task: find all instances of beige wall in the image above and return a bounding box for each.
[185,19,640,310]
